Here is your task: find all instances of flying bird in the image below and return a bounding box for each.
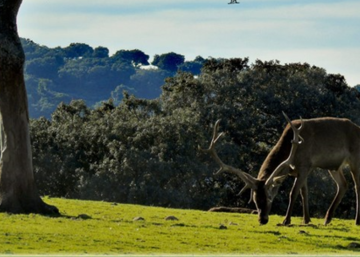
[228,0,239,4]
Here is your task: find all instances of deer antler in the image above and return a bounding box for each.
[199,120,226,176]
[199,119,258,195]
[265,112,304,187]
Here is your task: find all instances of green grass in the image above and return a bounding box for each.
[1,197,360,255]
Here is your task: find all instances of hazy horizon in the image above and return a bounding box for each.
[18,0,360,86]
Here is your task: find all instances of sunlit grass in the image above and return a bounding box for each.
[1,197,360,255]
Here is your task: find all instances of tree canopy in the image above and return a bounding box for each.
[21,39,204,118]
[30,57,360,219]
[152,52,185,72]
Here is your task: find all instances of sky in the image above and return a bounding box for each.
[18,0,360,86]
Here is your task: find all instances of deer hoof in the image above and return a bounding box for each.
[282,219,291,226]
[303,219,311,225]
[324,216,332,225]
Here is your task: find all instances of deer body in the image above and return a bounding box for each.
[202,115,360,225]
[259,117,360,225]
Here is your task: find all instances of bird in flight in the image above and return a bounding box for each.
[228,0,239,4]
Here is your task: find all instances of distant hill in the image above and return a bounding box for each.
[21,38,206,118]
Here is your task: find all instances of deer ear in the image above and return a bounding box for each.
[272,175,287,187]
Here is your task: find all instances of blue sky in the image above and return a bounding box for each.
[18,0,360,86]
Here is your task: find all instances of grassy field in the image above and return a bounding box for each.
[1,197,360,255]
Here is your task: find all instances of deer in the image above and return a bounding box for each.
[200,113,360,226]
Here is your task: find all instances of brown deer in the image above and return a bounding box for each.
[201,113,360,225]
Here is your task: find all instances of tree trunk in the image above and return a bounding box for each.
[0,0,58,214]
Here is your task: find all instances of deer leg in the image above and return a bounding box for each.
[300,181,311,224]
[325,169,347,225]
[283,170,308,225]
[350,169,360,225]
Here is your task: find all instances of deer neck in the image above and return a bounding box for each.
[257,126,293,181]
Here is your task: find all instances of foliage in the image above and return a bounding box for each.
[111,49,150,66]
[21,39,204,118]
[30,57,360,220]
[125,69,172,99]
[152,52,185,72]
[2,197,360,255]
[63,42,94,58]
[178,55,205,75]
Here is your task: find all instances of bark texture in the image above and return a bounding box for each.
[0,0,58,214]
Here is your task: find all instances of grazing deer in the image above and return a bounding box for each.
[201,113,360,225]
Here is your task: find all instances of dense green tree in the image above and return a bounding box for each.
[25,55,64,80]
[152,52,185,72]
[178,56,205,75]
[93,46,109,58]
[57,58,136,106]
[21,38,52,60]
[127,69,171,99]
[30,57,360,218]
[64,43,94,58]
[111,49,149,66]
[20,39,208,118]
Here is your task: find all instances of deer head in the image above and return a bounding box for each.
[200,112,303,225]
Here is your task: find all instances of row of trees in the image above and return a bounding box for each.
[30,58,360,218]
[21,39,205,118]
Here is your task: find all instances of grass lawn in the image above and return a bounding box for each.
[1,197,360,255]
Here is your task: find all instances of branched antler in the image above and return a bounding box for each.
[199,119,258,195]
[199,120,227,175]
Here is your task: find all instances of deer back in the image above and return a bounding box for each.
[259,117,360,181]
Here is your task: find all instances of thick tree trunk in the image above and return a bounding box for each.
[0,0,58,214]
